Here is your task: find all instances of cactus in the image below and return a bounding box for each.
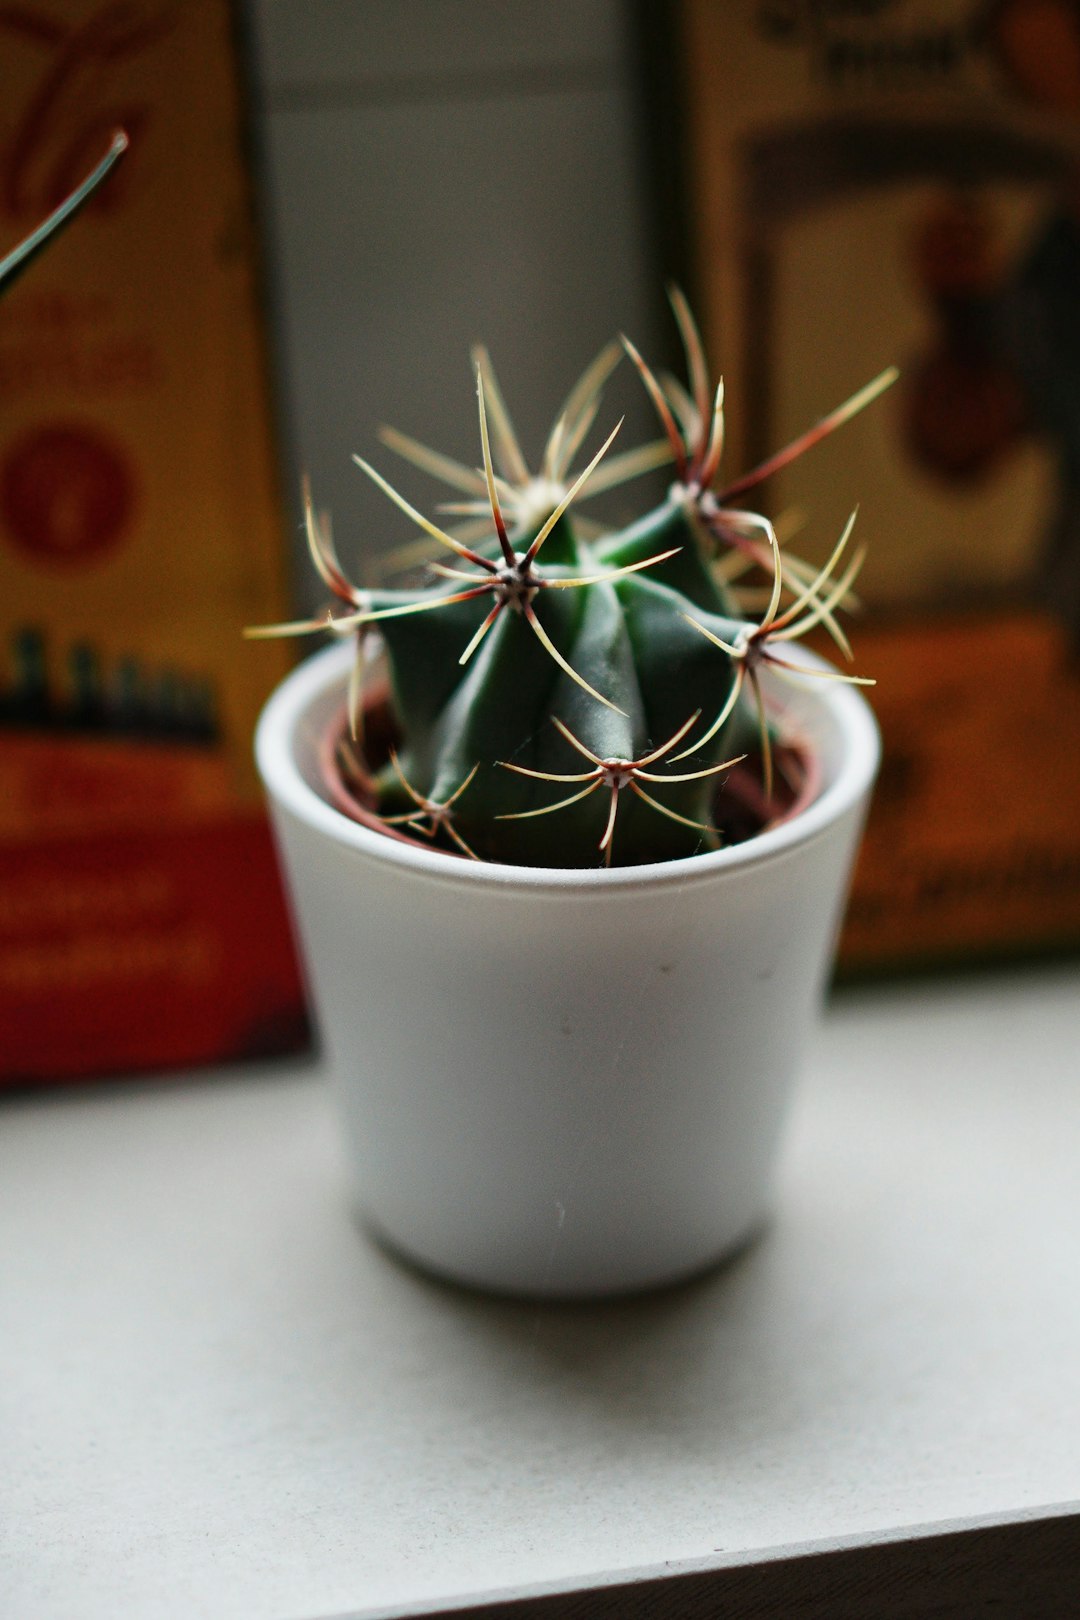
[253,293,894,867]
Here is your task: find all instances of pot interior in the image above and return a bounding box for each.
[257,642,880,882]
[321,685,820,860]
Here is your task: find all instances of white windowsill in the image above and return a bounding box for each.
[3,966,1078,1618]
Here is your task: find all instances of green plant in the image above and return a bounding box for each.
[0,132,127,297]
[254,293,894,867]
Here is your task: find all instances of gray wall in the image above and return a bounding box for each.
[246,0,666,605]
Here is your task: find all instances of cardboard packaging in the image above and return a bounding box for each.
[0,0,307,1081]
[682,0,1080,971]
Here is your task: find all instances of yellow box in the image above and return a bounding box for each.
[0,0,307,1080]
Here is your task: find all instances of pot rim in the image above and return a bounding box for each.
[255,641,880,893]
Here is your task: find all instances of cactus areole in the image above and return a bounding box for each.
[252,294,894,870]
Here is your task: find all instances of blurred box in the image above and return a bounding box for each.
[682,0,1080,972]
[0,0,308,1081]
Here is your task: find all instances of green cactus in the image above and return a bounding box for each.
[253,293,893,867]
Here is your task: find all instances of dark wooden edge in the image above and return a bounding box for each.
[338,1504,1080,1620]
[625,0,697,335]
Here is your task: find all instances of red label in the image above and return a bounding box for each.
[0,814,310,1084]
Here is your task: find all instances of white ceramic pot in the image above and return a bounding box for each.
[256,641,879,1298]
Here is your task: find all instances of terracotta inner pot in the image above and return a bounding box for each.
[316,676,823,864]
